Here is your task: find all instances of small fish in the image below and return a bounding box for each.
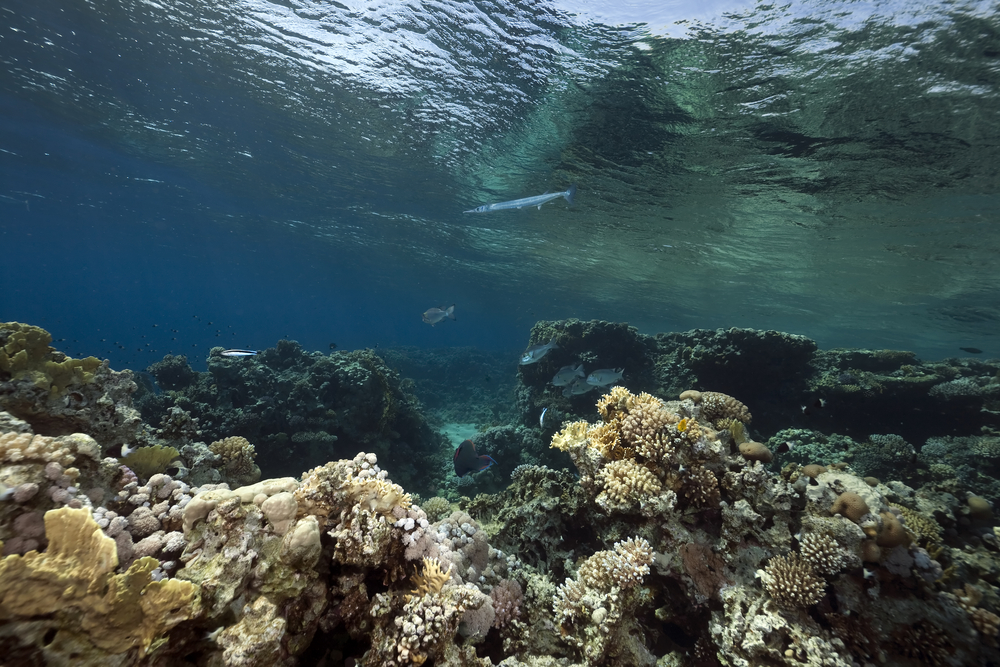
[540,407,548,428]
[422,304,456,326]
[329,342,337,350]
[551,363,585,386]
[586,367,624,386]
[960,347,983,354]
[453,439,497,477]
[520,338,558,365]
[562,377,595,397]
[465,184,576,213]
[221,349,258,357]
[774,441,795,455]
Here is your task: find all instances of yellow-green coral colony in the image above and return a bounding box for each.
[0,321,102,395]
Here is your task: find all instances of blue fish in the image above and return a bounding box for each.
[453,439,497,477]
[465,185,576,213]
[221,349,258,357]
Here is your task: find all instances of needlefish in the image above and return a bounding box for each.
[464,185,576,213]
[221,349,258,357]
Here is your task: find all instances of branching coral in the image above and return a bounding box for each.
[596,459,661,513]
[553,537,653,660]
[209,435,261,486]
[409,557,452,599]
[798,532,845,576]
[759,552,826,608]
[698,391,752,427]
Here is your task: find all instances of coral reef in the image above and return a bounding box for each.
[135,340,448,497]
[3,319,1000,667]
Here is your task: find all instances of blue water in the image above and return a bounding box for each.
[2,0,999,369]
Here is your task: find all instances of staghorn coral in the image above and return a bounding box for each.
[759,552,826,609]
[0,507,198,659]
[210,435,261,486]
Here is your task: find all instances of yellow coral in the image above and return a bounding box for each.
[409,557,452,598]
[587,419,629,460]
[0,507,199,656]
[120,444,180,480]
[550,420,590,453]
[348,477,412,513]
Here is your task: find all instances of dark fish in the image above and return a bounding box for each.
[960,347,983,354]
[453,439,497,477]
[774,441,795,455]
[221,349,258,357]
[329,342,337,350]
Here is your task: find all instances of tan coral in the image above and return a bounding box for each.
[596,459,661,512]
[620,398,676,448]
[0,507,199,656]
[0,431,101,467]
[681,464,720,508]
[210,435,260,485]
[799,532,845,576]
[759,552,826,608]
[699,391,752,426]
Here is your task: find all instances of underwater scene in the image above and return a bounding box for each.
[3,0,1000,665]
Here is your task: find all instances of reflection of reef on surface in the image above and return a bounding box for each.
[2,319,1000,666]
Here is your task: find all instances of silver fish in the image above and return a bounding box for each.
[586,367,624,386]
[465,185,576,213]
[562,377,595,397]
[540,407,548,428]
[520,338,558,365]
[221,349,258,357]
[422,304,456,326]
[551,363,585,386]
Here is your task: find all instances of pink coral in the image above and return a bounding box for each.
[12,482,38,503]
[490,579,523,628]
